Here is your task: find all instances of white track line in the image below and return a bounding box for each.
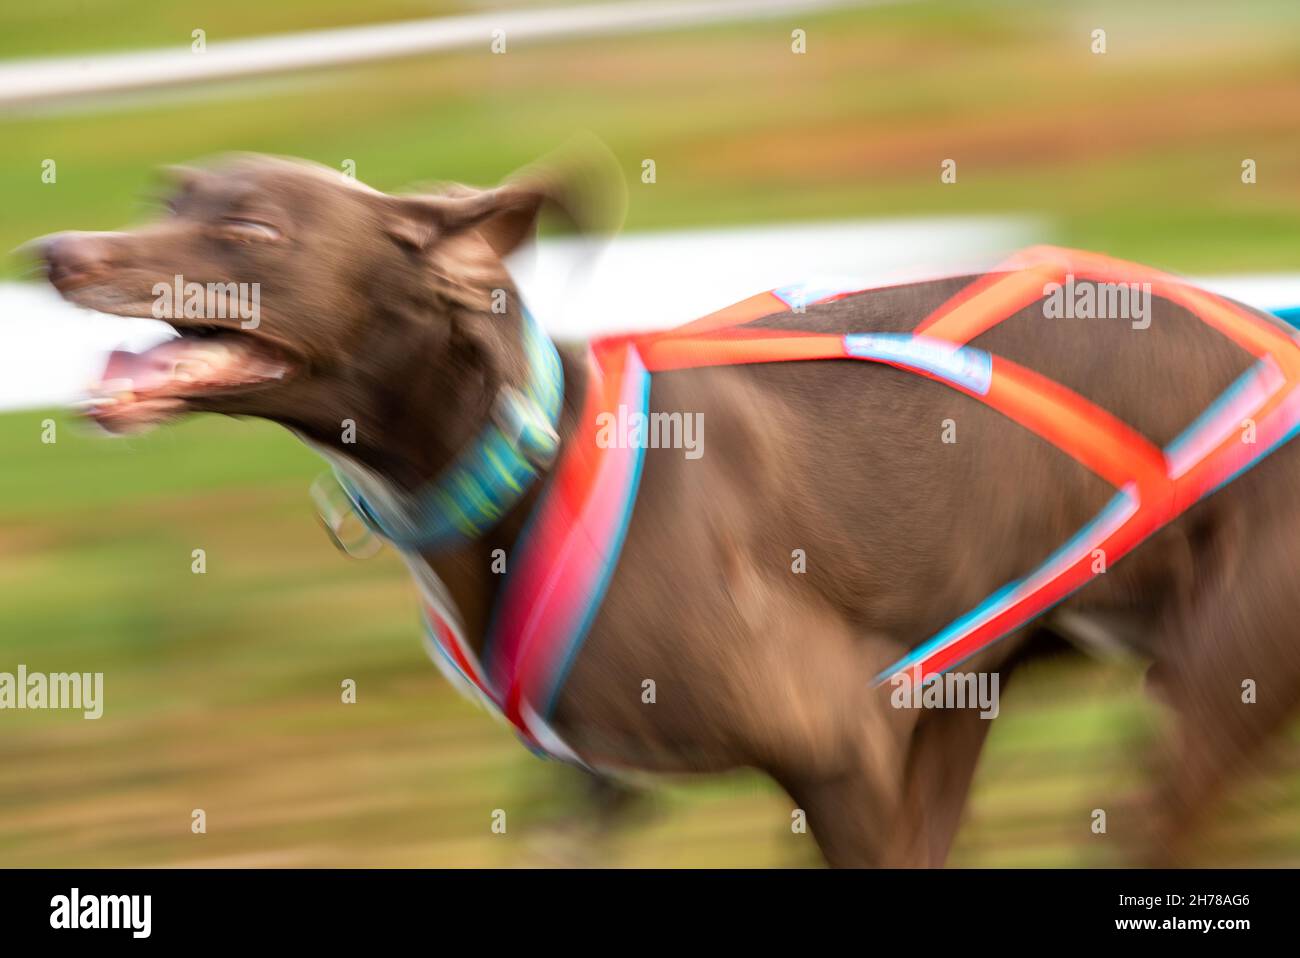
[0,0,879,110]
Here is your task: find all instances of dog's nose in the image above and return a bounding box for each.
[41,231,118,290]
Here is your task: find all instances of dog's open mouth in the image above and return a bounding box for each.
[84,325,294,433]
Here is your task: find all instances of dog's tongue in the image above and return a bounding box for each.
[94,334,286,399]
[84,333,289,433]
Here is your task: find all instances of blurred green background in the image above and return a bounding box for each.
[3,0,1300,866]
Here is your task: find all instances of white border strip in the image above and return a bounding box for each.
[0,0,876,109]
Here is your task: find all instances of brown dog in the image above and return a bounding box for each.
[37,154,1300,866]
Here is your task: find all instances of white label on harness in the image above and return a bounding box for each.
[843,333,993,395]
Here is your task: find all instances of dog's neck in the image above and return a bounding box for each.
[304,299,589,652]
[342,299,528,492]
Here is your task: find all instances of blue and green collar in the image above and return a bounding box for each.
[333,307,564,553]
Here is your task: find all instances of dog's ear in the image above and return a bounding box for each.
[155,164,208,201]
[384,136,625,257]
[383,184,550,257]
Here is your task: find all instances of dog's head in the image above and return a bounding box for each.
[36,151,617,466]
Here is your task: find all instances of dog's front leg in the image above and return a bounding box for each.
[520,766,652,867]
[879,699,999,866]
[759,632,919,868]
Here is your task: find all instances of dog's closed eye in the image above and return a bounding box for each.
[221,217,283,242]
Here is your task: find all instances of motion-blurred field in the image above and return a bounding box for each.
[4,411,1299,867]
[4,0,1300,866]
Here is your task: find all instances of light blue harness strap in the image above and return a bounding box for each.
[1273,304,1300,327]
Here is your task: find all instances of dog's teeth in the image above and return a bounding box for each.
[89,378,134,400]
[73,397,118,410]
[172,359,207,383]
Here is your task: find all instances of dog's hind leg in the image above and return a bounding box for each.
[1143,495,1300,863]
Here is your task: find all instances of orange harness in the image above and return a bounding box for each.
[635,246,1300,686]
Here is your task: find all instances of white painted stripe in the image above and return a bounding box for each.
[0,0,881,109]
[12,213,1300,415]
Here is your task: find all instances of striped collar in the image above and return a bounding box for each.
[335,307,564,553]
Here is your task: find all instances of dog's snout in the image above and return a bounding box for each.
[42,231,118,290]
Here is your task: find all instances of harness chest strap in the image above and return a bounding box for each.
[406,340,650,762]
[339,246,1300,763]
